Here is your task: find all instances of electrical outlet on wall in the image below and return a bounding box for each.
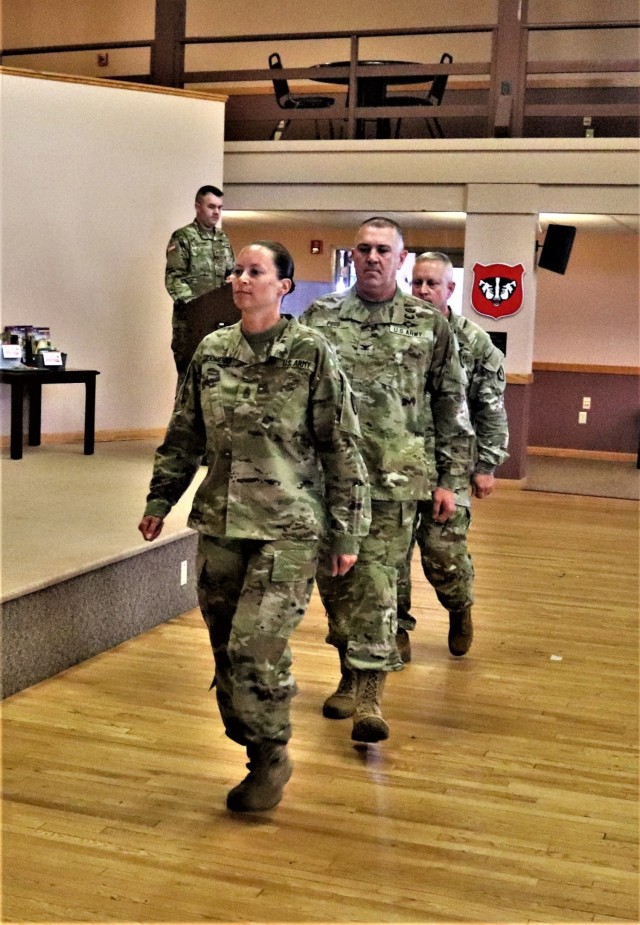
[582,397,591,410]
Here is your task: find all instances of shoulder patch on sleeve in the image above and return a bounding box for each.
[482,344,505,373]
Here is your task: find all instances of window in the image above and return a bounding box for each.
[334,247,465,313]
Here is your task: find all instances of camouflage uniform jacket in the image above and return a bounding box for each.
[165,220,235,303]
[448,310,509,474]
[144,316,371,554]
[300,286,474,500]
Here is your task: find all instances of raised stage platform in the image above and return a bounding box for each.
[1,440,204,698]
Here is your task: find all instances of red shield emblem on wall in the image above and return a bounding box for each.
[471,263,525,320]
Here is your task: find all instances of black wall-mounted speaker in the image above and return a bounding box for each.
[537,223,577,275]
[487,331,507,356]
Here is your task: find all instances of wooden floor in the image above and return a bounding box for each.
[2,488,638,923]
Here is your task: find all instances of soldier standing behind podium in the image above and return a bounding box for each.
[165,185,235,388]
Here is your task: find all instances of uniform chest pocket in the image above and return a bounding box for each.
[257,365,312,430]
[190,242,212,263]
[376,340,426,395]
[203,364,310,433]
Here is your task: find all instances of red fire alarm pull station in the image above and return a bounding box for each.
[310,240,323,255]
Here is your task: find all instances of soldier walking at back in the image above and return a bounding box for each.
[396,251,509,661]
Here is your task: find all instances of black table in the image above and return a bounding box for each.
[311,60,433,138]
[1,367,100,460]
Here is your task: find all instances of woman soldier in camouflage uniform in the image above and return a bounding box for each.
[139,241,370,813]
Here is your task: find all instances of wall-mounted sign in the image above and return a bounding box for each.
[470,262,525,320]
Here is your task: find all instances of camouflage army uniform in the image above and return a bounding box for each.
[301,286,474,672]
[165,220,235,380]
[397,310,509,624]
[144,316,371,746]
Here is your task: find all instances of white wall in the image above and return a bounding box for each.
[1,71,227,438]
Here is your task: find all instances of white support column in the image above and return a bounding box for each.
[462,183,540,478]
[463,183,539,371]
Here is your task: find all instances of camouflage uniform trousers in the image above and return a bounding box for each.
[196,533,318,746]
[397,499,475,629]
[315,500,415,674]
[171,301,192,393]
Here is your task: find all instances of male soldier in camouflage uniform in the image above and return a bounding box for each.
[140,240,370,812]
[165,185,235,388]
[397,252,509,660]
[301,219,474,743]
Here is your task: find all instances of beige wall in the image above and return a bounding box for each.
[528,0,639,63]
[4,0,638,82]
[534,232,639,365]
[186,0,496,75]
[2,0,154,44]
[2,0,155,78]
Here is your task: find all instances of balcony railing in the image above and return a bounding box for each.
[1,19,638,139]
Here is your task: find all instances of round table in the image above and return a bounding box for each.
[311,60,434,138]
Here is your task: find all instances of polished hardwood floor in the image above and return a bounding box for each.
[2,488,638,923]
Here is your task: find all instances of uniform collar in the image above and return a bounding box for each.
[341,285,417,324]
[192,220,217,238]
[218,316,297,363]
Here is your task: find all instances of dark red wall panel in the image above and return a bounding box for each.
[528,371,639,454]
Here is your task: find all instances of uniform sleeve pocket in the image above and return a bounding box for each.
[338,375,362,437]
[203,390,226,425]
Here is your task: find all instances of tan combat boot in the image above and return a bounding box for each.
[395,628,412,663]
[448,607,473,656]
[226,742,292,812]
[351,670,389,743]
[322,645,357,719]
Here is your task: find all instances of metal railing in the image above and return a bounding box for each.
[1,20,638,139]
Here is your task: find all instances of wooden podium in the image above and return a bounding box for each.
[183,284,240,363]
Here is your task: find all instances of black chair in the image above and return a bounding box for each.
[269,52,336,140]
[386,52,453,139]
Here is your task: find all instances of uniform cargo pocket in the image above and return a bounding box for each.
[271,543,319,582]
